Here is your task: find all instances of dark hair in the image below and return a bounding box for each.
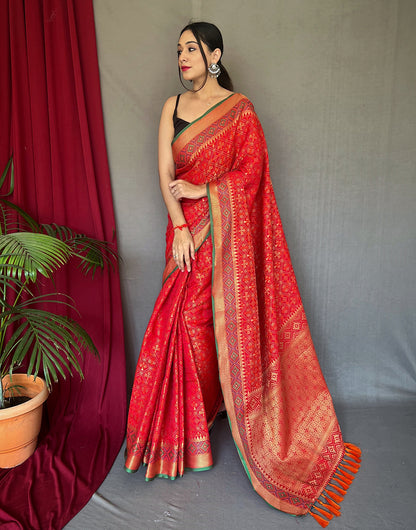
[179,22,233,92]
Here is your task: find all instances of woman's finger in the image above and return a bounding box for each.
[184,247,191,272]
[176,248,186,272]
[171,185,182,200]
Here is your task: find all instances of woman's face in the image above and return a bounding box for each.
[177,30,213,84]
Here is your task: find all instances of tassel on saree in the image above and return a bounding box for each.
[309,443,361,527]
[318,498,341,517]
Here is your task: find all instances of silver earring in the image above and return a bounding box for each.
[208,63,221,78]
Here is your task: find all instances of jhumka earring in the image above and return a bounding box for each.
[208,63,221,78]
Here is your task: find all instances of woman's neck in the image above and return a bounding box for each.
[191,78,229,103]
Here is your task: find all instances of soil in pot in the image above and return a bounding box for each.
[3,395,31,408]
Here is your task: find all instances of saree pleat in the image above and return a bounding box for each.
[126,216,222,479]
[126,93,359,522]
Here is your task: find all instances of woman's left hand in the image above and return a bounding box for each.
[169,180,207,200]
[172,227,195,272]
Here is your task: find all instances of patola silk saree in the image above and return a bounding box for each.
[125,93,360,526]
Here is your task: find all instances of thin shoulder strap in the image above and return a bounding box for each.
[173,94,181,119]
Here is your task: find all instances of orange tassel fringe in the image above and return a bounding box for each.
[335,470,352,482]
[338,468,355,481]
[326,489,344,503]
[341,463,359,473]
[309,442,361,527]
[346,451,362,463]
[333,476,350,489]
[318,499,341,517]
[345,442,361,456]
[314,506,334,521]
[322,493,341,513]
[331,484,347,495]
[308,510,330,527]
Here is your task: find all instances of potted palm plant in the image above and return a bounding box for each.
[0,157,118,467]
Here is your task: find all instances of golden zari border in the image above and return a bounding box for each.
[172,93,243,159]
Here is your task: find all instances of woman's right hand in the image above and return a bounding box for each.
[172,227,195,272]
[169,180,207,201]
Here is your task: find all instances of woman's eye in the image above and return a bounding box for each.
[188,47,196,52]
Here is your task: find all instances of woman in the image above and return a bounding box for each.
[125,22,360,526]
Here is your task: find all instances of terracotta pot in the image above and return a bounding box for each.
[0,374,49,468]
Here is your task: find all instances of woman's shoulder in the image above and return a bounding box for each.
[160,95,181,123]
[162,95,179,111]
[232,93,256,113]
[163,91,191,105]
[234,92,252,102]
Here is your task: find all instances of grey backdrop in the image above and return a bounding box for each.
[93,0,416,405]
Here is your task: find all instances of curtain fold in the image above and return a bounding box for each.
[0,1,126,528]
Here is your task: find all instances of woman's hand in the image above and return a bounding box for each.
[169,180,206,201]
[172,227,195,272]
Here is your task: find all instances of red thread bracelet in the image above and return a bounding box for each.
[174,223,188,231]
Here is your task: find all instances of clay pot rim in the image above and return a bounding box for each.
[0,374,49,420]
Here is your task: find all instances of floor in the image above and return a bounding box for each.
[66,401,416,530]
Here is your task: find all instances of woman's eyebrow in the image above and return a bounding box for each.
[177,40,198,47]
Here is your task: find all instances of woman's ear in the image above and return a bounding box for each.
[211,48,222,64]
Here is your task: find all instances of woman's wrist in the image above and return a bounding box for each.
[174,223,188,231]
[198,184,207,198]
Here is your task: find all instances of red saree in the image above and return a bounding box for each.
[125,94,360,526]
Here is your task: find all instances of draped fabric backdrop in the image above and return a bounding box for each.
[0,1,126,529]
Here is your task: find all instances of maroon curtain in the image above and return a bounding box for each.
[0,1,126,528]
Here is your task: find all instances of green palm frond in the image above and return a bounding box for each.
[4,292,76,310]
[0,156,14,198]
[0,157,39,233]
[74,237,118,277]
[0,199,41,235]
[0,307,98,388]
[0,269,27,297]
[0,201,26,236]
[0,202,9,236]
[41,223,73,240]
[0,232,71,282]
[0,155,119,405]
[41,223,118,277]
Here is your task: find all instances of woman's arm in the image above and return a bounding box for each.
[158,97,197,272]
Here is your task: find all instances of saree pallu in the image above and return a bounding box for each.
[126,94,360,525]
